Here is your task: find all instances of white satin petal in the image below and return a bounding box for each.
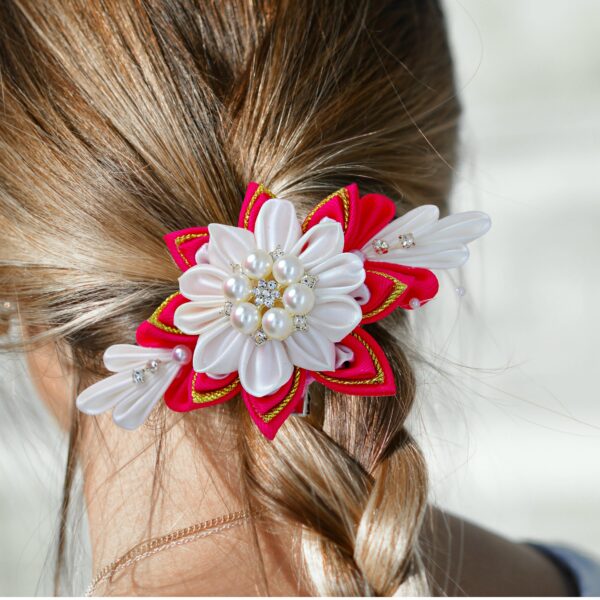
[208,223,256,271]
[195,243,210,265]
[76,370,133,415]
[254,199,302,253]
[193,320,247,375]
[283,328,335,372]
[367,205,440,247]
[103,345,174,372]
[238,338,294,397]
[112,361,180,430]
[311,253,365,296]
[290,221,344,271]
[308,295,362,342]
[174,304,225,335]
[418,211,491,245]
[335,343,354,369]
[178,264,228,305]
[352,283,371,306]
[384,244,470,269]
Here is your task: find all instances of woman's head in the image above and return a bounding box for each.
[0,0,459,595]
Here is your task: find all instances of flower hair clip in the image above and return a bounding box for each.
[76,183,490,439]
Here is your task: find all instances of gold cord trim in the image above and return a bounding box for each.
[243,184,274,229]
[191,372,240,404]
[174,232,209,268]
[147,292,184,335]
[361,271,408,320]
[302,187,350,232]
[84,510,253,596]
[317,332,384,386]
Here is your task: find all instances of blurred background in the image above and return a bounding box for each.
[1,0,599,595]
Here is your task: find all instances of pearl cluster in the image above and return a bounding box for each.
[131,345,191,384]
[221,248,318,344]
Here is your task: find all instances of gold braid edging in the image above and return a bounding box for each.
[243,184,274,229]
[302,187,350,232]
[174,232,209,268]
[361,271,408,320]
[260,368,301,423]
[192,372,241,404]
[148,292,184,335]
[317,332,384,385]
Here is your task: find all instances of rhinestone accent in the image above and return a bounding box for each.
[146,359,160,373]
[252,280,280,308]
[132,368,146,384]
[220,301,233,316]
[372,238,389,255]
[269,245,284,260]
[398,232,415,249]
[293,315,309,332]
[254,329,268,346]
[300,274,318,289]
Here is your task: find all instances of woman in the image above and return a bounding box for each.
[0,0,595,595]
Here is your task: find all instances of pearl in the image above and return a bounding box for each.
[230,302,260,335]
[272,254,304,286]
[282,283,315,315]
[409,298,421,309]
[262,307,293,341]
[171,345,192,365]
[223,274,252,302]
[243,249,273,279]
[455,286,466,297]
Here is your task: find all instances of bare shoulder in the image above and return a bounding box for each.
[421,508,577,596]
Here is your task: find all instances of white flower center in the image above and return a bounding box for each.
[222,248,318,344]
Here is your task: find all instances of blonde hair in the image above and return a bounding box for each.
[0,0,459,595]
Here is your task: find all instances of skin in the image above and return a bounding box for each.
[26,340,576,596]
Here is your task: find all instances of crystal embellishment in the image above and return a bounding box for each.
[252,280,280,308]
[132,368,146,384]
[372,238,389,255]
[269,245,284,260]
[221,301,233,316]
[398,232,415,249]
[254,329,268,346]
[300,274,318,289]
[293,315,309,332]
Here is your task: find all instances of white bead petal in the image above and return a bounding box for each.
[178,264,228,305]
[238,338,294,397]
[284,328,335,372]
[311,253,365,296]
[207,223,256,271]
[254,199,302,253]
[290,221,344,271]
[308,295,362,343]
[193,319,247,375]
[112,361,180,430]
[173,304,226,335]
[103,345,174,372]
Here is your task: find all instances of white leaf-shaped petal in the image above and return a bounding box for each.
[174,304,225,335]
[284,328,335,372]
[208,224,256,271]
[178,264,228,305]
[312,253,365,297]
[290,221,344,271]
[367,205,440,247]
[238,338,293,397]
[195,243,210,265]
[308,295,362,343]
[103,345,174,372]
[418,211,491,245]
[112,361,180,430]
[193,319,247,375]
[254,199,302,253]
[384,243,470,269]
[76,370,134,415]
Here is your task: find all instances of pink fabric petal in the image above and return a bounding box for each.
[254,199,302,253]
[308,295,362,342]
[178,264,228,305]
[238,338,294,398]
[207,223,256,271]
[193,320,247,375]
[163,227,210,272]
[237,182,275,231]
[283,328,335,372]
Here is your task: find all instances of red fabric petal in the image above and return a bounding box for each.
[242,368,308,440]
[313,328,396,396]
[302,184,396,252]
[136,292,197,349]
[237,182,275,231]
[164,227,209,272]
[360,261,439,323]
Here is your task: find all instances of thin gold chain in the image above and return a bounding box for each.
[84,510,253,596]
